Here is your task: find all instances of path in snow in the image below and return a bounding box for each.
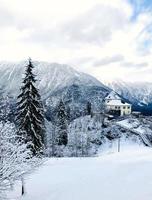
[9,147,152,200]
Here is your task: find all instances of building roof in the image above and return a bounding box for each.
[106,99,131,106]
[105,91,131,106]
[105,91,121,100]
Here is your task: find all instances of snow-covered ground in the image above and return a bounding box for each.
[9,146,152,200]
[116,118,152,135]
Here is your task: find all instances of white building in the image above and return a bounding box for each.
[105,91,132,116]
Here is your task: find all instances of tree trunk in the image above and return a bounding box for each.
[21,177,25,196]
[118,137,120,152]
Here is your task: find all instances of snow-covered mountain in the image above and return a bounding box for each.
[104,80,152,114]
[1,61,152,115]
[0,60,108,97]
[0,61,111,120]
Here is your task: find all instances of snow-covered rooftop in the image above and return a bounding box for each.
[105,91,131,106]
[106,99,131,106]
[105,91,121,100]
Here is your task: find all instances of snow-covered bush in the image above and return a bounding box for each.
[45,114,152,157]
[45,120,68,157]
[0,122,42,199]
[103,125,121,140]
[67,116,104,156]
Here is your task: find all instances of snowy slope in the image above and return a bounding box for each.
[104,80,152,113]
[105,80,152,105]
[9,147,152,200]
[0,61,111,118]
[0,60,107,97]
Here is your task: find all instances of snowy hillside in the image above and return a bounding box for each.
[0,60,108,97]
[9,147,152,200]
[2,60,152,116]
[0,61,111,119]
[46,114,151,157]
[104,80,152,113]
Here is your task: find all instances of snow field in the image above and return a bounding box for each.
[9,146,152,200]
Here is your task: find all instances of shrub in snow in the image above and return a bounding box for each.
[67,116,104,156]
[0,122,42,199]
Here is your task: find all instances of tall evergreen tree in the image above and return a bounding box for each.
[86,101,92,115]
[0,89,11,123]
[0,88,6,122]
[16,58,45,155]
[56,100,68,146]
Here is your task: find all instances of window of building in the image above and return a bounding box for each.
[118,106,120,109]
[123,106,126,109]
[115,106,117,109]
[128,106,130,109]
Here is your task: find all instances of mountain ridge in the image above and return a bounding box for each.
[0,61,111,120]
[0,60,108,98]
[104,80,152,114]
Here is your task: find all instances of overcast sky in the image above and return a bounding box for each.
[0,0,152,82]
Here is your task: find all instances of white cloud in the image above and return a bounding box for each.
[94,55,124,67]
[0,0,151,82]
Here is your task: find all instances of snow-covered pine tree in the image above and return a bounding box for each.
[16,58,45,155]
[86,102,92,115]
[56,100,68,146]
[0,88,11,123]
[0,88,6,122]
